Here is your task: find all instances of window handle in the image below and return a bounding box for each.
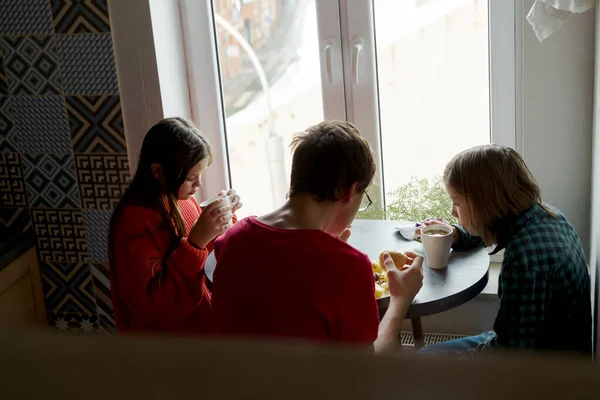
[324,39,334,84]
[352,38,364,85]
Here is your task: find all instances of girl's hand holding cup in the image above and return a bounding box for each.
[415,218,458,245]
[218,189,243,214]
[189,198,233,249]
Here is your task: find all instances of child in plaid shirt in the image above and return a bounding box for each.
[420,144,591,356]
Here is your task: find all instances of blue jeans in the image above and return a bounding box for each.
[418,331,495,355]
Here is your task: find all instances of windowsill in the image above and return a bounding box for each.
[480,262,501,297]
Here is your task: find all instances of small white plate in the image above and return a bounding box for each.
[204,251,217,282]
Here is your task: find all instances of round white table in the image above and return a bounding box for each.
[348,219,490,348]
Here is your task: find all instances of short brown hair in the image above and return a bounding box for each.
[288,120,376,201]
[443,144,545,244]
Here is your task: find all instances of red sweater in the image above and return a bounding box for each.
[110,197,219,335]
[212,217,379,345]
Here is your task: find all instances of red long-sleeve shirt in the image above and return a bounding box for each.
[110,197,221,335]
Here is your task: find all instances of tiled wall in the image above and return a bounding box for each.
[0,0,129,335]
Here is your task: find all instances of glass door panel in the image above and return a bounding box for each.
[373,0,490,222]
[212,0,329,218]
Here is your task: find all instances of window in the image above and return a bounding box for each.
[180,0,516,223]
[210,0,325,218]
[375,0,490,219]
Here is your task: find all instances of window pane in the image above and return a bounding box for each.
[374,0,489,222]
[213,0,324,218]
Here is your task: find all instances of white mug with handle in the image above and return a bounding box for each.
[219,189,240,209]
[199,189,239,227]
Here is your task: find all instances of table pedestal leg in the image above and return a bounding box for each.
[411,317,425,349]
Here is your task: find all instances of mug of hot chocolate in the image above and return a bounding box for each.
[421,223,453,269]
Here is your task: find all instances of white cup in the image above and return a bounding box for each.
[200,189,240,210]
[199,190,239,227]
[200,195,230,209]
[220,189,240,208]
[421,223,453,269]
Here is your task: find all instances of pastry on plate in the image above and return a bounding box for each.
[378,251,408,271]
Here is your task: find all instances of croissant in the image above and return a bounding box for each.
[379,251,409,271]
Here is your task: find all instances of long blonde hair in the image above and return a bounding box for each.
[443,144,547,244]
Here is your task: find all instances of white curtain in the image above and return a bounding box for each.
[527,0,595,41]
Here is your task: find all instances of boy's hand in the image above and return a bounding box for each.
[337,226,352,243]
[383,252,423,301]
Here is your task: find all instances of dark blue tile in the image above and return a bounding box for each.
[22,153,81,209]
[12,96,71,153]
[75,154,130,210]
[91,262,112,315]
[31,208,89,263]
[66,95,126,153]
[0,46,8,95]
[51,0,111,34]
[0,152,27,206]
[57,33,117,95]
[0,0,54,36]
[82,209,111,262]
[0,36,62,95]
[0,97,18,153]
[41,261,96,313]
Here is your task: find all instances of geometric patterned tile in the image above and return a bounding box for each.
[0,47,8,95]
[83,209,111,263]
[0,152,27,206]
[91,262,112,315]
[56,33,118,95]
[98,313,115,335]
[75,154,129,209]
[0,0,54,36]
[0,97,19,153]
[0,207,35,271]
[47,311,99,334]
[66,95,126,153]
[51,0,111,34]
[31,208,89,262]
[12,96,71,153]
[0,36,62,95]
[22,153,81,208]
[40,261,95,313]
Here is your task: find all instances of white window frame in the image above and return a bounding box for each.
[179,0,520,208]
[112,0,519,263]
[179,0,347,202]
[340,0,519,201]
[179,0,231,201]
[489,0,521,262]
[489,0,521,153]
[339,0,518,263]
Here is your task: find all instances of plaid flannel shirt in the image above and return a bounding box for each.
[453,203,592,354]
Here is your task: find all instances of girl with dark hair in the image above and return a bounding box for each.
[108,117,241,334]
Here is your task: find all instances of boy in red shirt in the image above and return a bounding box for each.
[212,121,423,353]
